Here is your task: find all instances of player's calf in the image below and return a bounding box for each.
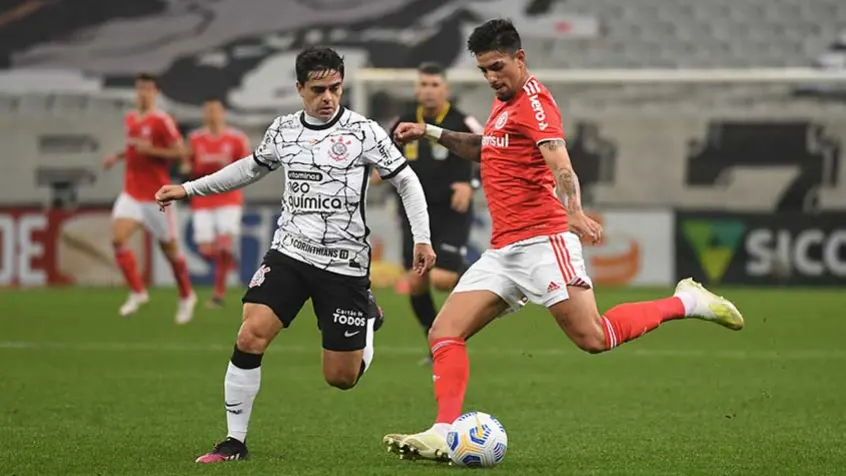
[320,313,377,390]
[322,353,362,390]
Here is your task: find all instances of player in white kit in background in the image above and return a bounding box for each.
[155,47,437,463]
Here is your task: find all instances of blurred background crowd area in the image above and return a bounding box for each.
[1,0,845,290]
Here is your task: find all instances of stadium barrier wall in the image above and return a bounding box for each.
[5,205,844,288]
[0,205,675,288]
[0,206,152,287]
[675,211,846,286]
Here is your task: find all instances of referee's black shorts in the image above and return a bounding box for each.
[401,203,472,273]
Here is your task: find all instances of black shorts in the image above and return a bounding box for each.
[242,250,380,352]
[402,203,472,273]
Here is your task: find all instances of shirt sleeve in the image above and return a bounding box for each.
[157,114,183,146]
[361,120,408,179]
[463,114,485,134]
[516,89,565,145]
[386,167,431,245]
[252,117,282,171]
[183,156,270,197]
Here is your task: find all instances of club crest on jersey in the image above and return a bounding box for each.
[494,112,508,129]
[249,265,270,288]
[329,137,352,161]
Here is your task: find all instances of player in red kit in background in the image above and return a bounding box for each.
[383,19,746,461]
[103,73,197,324]
[185,99,251,309]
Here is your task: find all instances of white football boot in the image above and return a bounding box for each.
[119,291,149,317]
[384,429,450,462]
[675,278,744,330]
[175,292,198,325]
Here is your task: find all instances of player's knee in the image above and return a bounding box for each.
[235,327,270,354]
[159,240,180,260]
[198,244,215,260]
[217,235,234,253]
[236,307,276,354]
[324,368,359,390]
[427,315,461,342]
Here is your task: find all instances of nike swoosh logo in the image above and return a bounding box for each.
[344,330,361,337]
[224,402,242,408]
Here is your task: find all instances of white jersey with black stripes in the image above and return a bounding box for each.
[253,106,409,277]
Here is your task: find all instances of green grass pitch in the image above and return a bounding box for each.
[2,286,845,475]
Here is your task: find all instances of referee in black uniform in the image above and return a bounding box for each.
[389,62,483,363]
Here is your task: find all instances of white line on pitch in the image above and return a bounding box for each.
[0,341,843,360]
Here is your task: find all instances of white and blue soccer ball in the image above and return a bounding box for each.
[446,411,508,468]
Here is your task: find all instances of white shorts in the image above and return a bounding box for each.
[112,192,176,242]
[192,206,243,244]
[453,232,593,312]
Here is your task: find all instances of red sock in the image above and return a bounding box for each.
[214,250,231,299]
[214,236,233,299]
[601,297,684,350]
[430,338,469,425]
[114,246,145,293]
[169,255,193,299]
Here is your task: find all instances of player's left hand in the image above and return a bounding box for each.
[569,211,603,245]
[155,184,188,211]
[450,182,473,213]
[412,243,437,275]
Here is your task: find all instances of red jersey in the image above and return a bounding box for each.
[481,76,568,248]
[124,110,182,201]
[188,127,250,209]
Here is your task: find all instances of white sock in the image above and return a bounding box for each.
[430,423,451,439]
[224,361,261,443]
[674,291,696,317]
[361,317,376,374]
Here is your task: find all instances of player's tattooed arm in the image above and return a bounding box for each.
[394,122,481,162]
[436,130,482,163]
[539,139,583,213]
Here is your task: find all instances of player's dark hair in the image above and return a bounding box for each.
[295,47,345,85]
[418,61,446,78]
[135,72,158,87]
[467,19,522,56]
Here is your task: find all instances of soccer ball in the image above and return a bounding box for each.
[446,411,508,468]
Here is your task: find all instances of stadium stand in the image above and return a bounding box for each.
[1,0,846,206]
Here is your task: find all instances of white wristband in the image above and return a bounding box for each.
[424,124,443,140]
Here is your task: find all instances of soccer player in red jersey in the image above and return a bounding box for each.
[383,19,746,461]
[186,99,251,309]
[103,73,196,324]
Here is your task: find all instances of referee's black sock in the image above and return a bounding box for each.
[410,291,437,334]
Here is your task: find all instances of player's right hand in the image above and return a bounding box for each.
[412,243,437,275]
[102,154,119,170]
[569,211,603,245]
[393,122,426,144]
[155,184,188,210]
